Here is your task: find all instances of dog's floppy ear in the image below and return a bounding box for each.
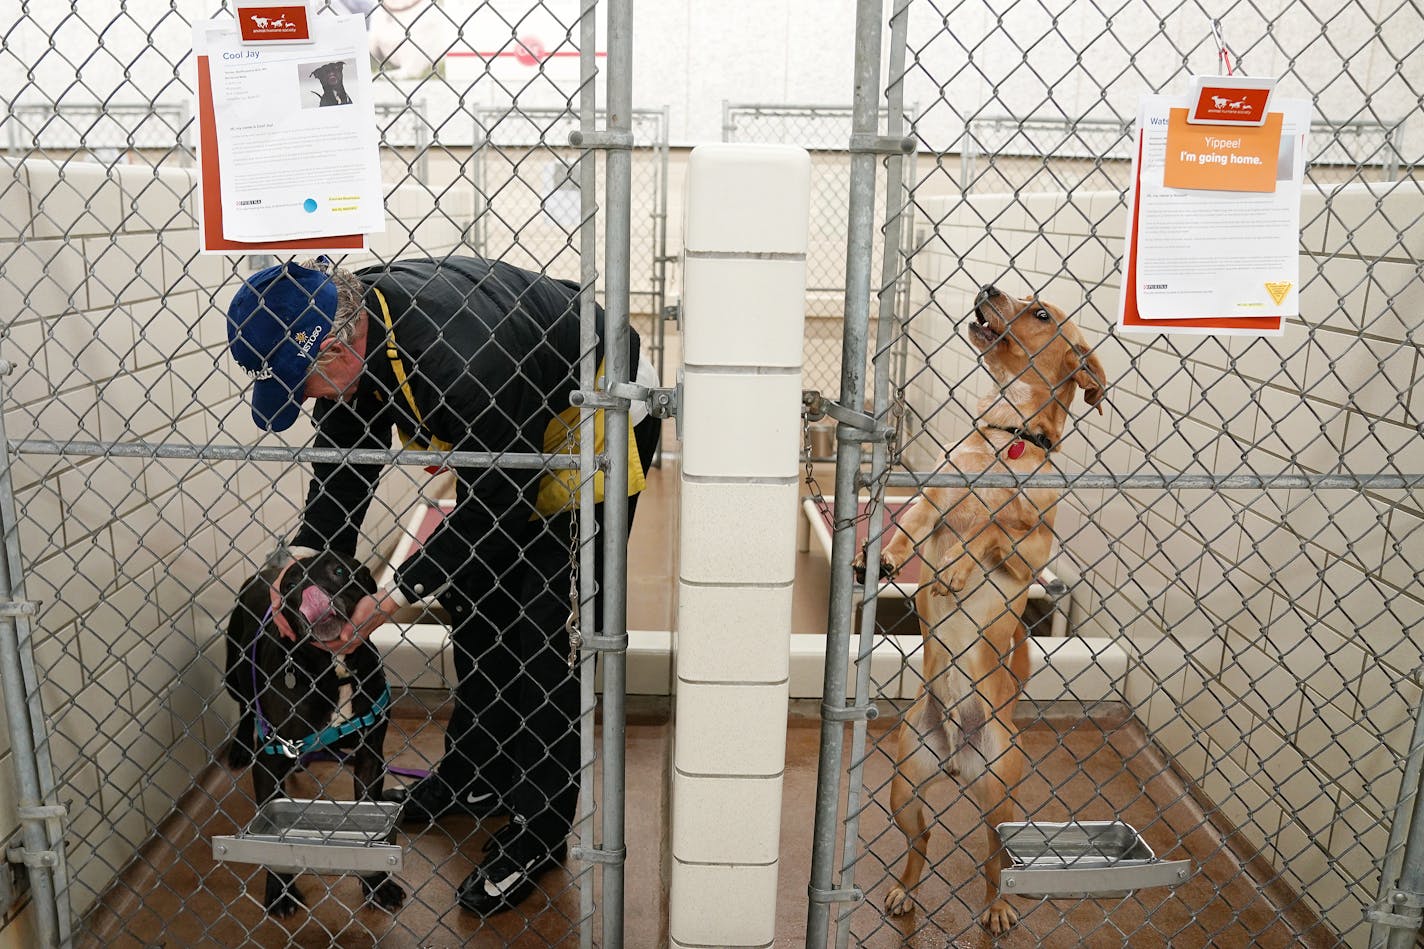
[1072,346,1108,414]
[355,563,377,596]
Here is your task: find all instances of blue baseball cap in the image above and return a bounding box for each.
[226,261,338,431]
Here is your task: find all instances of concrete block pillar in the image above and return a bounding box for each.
[669,144,811,947]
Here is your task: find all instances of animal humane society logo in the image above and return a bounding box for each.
[1193,85,1270,123]
[238,5,311,41]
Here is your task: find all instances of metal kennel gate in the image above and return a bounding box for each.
[723,102,918,416]
[471,105,674,391]
[807,2,1424,948]
[0,0,641,946]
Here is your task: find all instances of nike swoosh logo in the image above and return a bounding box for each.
[484,858,539,898]
[466,791,493,805]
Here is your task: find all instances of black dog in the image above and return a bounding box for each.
[310,62,352,107]
[223,552,404,917]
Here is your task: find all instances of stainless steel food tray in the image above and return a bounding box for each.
[997,820,1191,897]
[213,798,402,874]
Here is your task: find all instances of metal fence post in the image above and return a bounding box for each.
[0,362,67,949]
[804,0,884,944]
[831,1,912,944]
[599,0,635,943]
[1368,676,1424,948]
[575,4,600,947]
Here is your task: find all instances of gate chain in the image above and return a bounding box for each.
[565,494,581,669]
[863,386,906,526]
[801,388,906,533]
[802,391,834,528]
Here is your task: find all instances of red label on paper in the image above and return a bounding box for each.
[237,5,311,42]
[1192,85,1271,124]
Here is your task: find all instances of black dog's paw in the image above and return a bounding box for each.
[362,874,406,912]
[264,876,304,918]
[227,739,254,769]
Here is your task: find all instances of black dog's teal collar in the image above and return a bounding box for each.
[249,605,391,760]
[257,682,391,759]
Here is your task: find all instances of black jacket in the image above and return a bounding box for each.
[291,256,639,603]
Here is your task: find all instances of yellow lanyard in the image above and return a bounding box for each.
[373,287,450,451]
[370,285,644,512]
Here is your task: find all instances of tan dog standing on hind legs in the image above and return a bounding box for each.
[856,284,1107,933]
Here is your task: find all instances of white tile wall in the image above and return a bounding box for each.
[2,317,52,409]
[116,165,196,233]
[1323,182,1424,261]
[674,681,790,776]
[0,159,482,935]
[0,160,29,241]
[677,479,798,586]
[678,583,792,684]
[25,161,124,240]
[0,238,88,319]
[82,233,169,309]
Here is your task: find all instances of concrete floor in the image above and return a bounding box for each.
[80,449,1328,947]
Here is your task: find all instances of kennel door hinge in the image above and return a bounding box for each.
[821,702,879,722]
[578,633,629,653]
[5,846,58,869]
[847,132,917,156]
[0,599,36,617]
[570,845,626,866]
[807,884,865,904]
[5,805,67,874]
[567,129,635,151]
[1366,888,1424,931]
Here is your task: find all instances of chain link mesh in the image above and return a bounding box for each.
[819,2,1424,948]
[0,0,652,944]
[724,103,919,419]
[1,0,1422,945]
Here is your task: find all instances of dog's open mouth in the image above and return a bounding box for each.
[968,303,1001,348]
[298,585,346,642]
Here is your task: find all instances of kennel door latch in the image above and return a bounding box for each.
[572,380,681,424]
[801,391,895,444]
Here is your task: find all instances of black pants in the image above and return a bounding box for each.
[439,414,661,846]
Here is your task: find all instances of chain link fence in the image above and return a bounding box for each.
[374,100,431,187]
[723,103,918,417]
[2,101,193,169]
[471,105,673,382]
[0,1,643,946]
[960,114,1405,197]
[808,2,1424,948]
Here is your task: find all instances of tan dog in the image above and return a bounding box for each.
[860,284,1106,933]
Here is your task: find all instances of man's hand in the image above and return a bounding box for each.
[317,589,404,655]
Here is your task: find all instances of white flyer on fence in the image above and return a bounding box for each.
[199,14,385,242]
[1132,93,1312,322]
